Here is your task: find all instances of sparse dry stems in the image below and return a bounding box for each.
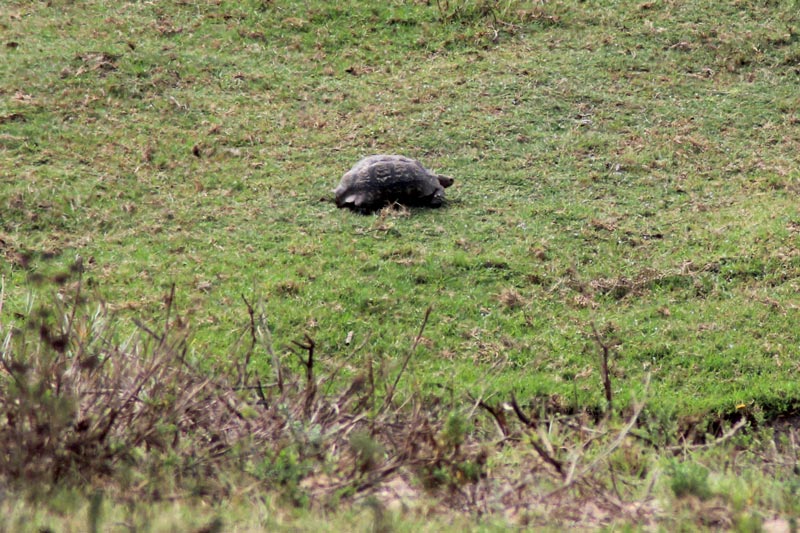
[0,289,487,510]
[0,284,754,529]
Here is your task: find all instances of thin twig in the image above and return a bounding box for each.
[380,306,431,413]
[238,294,258,387]
[162,283,176,347]
[509,392,533,427]
[292,334,316,415]
[508,394,565,476]
[528,431,565,477]
[591,322,613,411]
[552,372,651,495]
[64,257,84,348]
[473,398,509,439]
[292,334,315,385]
[667,417,748,452]
[132,318,162,344]
[252,300,281,393]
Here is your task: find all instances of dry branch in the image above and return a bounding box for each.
[380,305,432,413]
[591,322,613,411]
[0,286,708,528]
[510,393,565,476]
[238,293,258,387]
[667,416,748,452]
[474,397,509,440]
[553,373,651,495]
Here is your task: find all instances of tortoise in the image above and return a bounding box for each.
[334,155,454,212]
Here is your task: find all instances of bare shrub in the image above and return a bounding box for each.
[0,283,255,496]
[2,275,755,529]
[0,280,486,506]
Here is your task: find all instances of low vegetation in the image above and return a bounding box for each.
[2,0,800,529]
[3,275,799,531]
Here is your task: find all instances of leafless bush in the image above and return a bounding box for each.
[3,274,741,528]
[0,282,257,496]
[0,278,486,506]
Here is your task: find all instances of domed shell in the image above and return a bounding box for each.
[334,155,454,212]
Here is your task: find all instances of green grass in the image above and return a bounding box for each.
[4,0,800,417]
[3,0,800,528]
[0,490,512,533]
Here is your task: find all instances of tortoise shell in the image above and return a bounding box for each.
[334,155,454,212]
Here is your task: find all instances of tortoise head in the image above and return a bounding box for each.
[436,175,455,188]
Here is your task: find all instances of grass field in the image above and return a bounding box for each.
[2,0,800,530]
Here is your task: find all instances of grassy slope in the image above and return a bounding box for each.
[3,0,800,423]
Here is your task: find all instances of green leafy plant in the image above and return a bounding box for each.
[668,461,713,501]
